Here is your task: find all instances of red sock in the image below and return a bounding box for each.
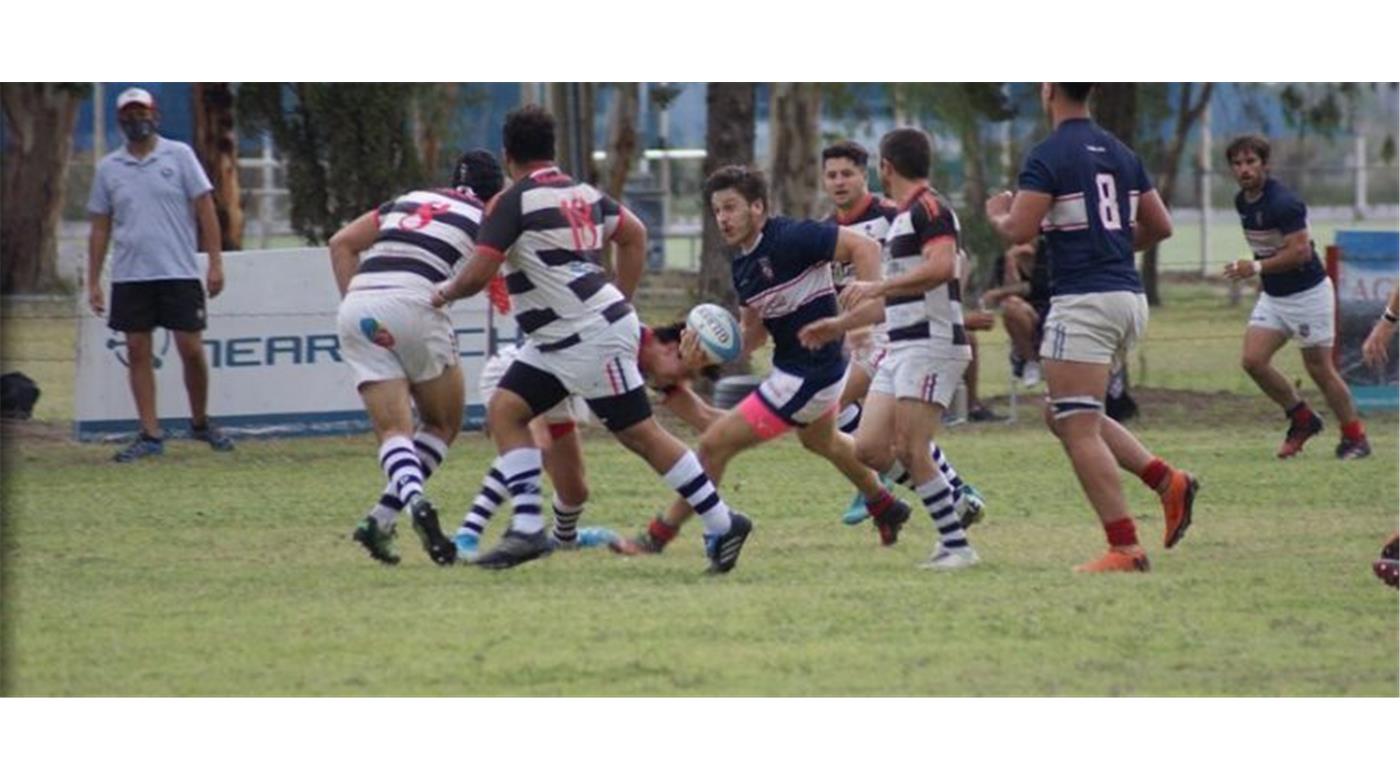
[648,517,679,545]
[1138,458,1171,493]
[1342,420,1365,440]
[1103,517,1139,547]
[1287,402,1315,425]
[865,489,895,517]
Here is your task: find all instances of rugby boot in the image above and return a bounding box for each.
[1161,470,1200,549]
[352,517,400,565]
[871,497,912,546]
[1073,548,1151,574]
[474,529,552,570]
[1277,413,1323,458]
[409,496,457,566]
[704,512,753,575]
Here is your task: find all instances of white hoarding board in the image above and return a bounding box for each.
[75,248,518,440]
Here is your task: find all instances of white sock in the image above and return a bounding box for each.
[663,451,731,535]
[916,473,970,549]
[459,464,510,539]
[378,436,424,512]
[369,431,446,529]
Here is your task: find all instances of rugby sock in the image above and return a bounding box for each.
[931,444,966,504]
[498,447,545,535]
[864,488,897,517]
[1103,517,1139,548]
[647,516,680,547]
[1285,401,1316,425]
[378,436,425,511]
[551,499,583,545]
[884,462,912,488]
[916,474,969,550]
[663,451,732,535]
[1342,420,1366,440]
[370,431,447,528]
[459,465,510,539]
[837,401,863,434]
[1138,457,1172,494]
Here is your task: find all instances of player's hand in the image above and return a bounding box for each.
[206,262,225,299]
[431,282,452,308]
[964,310,996,331]
[1223,259,1258,281]
[985,191,1014,219]
[798,317,843,350]
[678,327,712,370]
[1362,320,1396,369]
[839,280,881,310]
[978,290,999,310]
[87,284,105,316]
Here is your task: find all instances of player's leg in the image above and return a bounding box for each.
[1242,306,1324,457]
[843,389,898,525]
[836,364,873,435]
[543,421,590,547]
[796,404,911,541]
[1091,407,1198,548]
[628,404,763,557]
[891,354,978,568]
[1002,295,1039,364]
[1301,345,1368,458]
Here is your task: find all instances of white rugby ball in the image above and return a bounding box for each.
[687,303,742,364]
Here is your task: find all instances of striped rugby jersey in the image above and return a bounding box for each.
[881,186,972,361]
[351,188,485,294]
[1018,118,1152,296]
[825,193,898,288]
[476,166,633,350]
[1234,177,1326,297]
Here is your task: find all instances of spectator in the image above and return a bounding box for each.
[980,239,1051,388]
[86,87,232,462]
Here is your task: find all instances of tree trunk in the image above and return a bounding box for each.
[699,82,756,310]
[604,82,640,200]
[1,83,82,293]
[768,83,821,219]
[191,83,244,250]
[1141,82,1215,306]
[550,82,598,184]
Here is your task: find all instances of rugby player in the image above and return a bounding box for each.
[839,128,981,570]
[434,105,752,573]
[1223,134,1370,459]
[629,164,910,555]
[333,149,504,566]
[986,83,1198,574]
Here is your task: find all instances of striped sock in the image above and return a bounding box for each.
[378,436,424,512]
[916,474,969,550]
[370,431,447,529]
[931,444,965,504]
[837,401,863,434]
[663,451,732,535]
[458,465,510,540]
[885,462,912,488]
[500,447,545,535]
[551,500,583,545]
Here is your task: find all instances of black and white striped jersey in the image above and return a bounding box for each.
[350,187,485,294]
[882,186,972,360]
[825,194,897,289]
[476,166,634,350]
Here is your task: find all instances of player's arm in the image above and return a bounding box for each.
[1362,287,1400,369]
[436,189,519,306]
[609,209,647,300]
[660,383,724,434]
[880,238,958,299]
[328,210,379,298]
[986,190,1052,245]
[86,213,112,315]
[1223,230,1314,280]
[739,304,767,361]
[1132,190,1173,251]
[824,226,885,331]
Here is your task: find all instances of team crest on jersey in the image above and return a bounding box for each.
[1299,323,1311,338]
[757,256,774,282]
[161,166,175,179]
[359,317,395,349]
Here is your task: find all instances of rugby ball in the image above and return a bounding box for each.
[687,303,742,364]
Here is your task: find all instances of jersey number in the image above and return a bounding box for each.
[1095,174,1122,230]
[559,197,598,250]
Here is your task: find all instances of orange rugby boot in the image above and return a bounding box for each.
[1073,548,1151,574]
[1161,470,1200,549]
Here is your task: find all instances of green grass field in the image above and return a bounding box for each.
[2,279,1397,696]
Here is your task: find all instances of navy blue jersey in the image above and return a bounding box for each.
[1235,178,1327,297]
[1018,118,1151,296]
[732,216,845,378]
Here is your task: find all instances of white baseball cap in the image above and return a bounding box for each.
[116,87,155,111]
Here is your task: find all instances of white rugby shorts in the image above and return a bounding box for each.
[1040,291,1149,365]
[1248,277,1335,349]
[871,344,968,408]
[337,289,458,386]
[479,345,591,424]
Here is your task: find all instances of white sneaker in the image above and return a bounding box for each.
[1021,361,1043,388]
[919,545,981,571]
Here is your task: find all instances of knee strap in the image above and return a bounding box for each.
[1049,395,1103,420]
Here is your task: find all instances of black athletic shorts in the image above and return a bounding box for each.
[108,279,207,333]
[497,358,653,433]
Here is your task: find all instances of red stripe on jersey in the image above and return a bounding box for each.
[834,194,874,225]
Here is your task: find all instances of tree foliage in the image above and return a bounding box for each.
[237,83,424,244]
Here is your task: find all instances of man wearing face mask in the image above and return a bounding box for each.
[86,87,232,462]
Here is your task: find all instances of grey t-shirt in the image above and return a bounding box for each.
[86,136,213,282]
